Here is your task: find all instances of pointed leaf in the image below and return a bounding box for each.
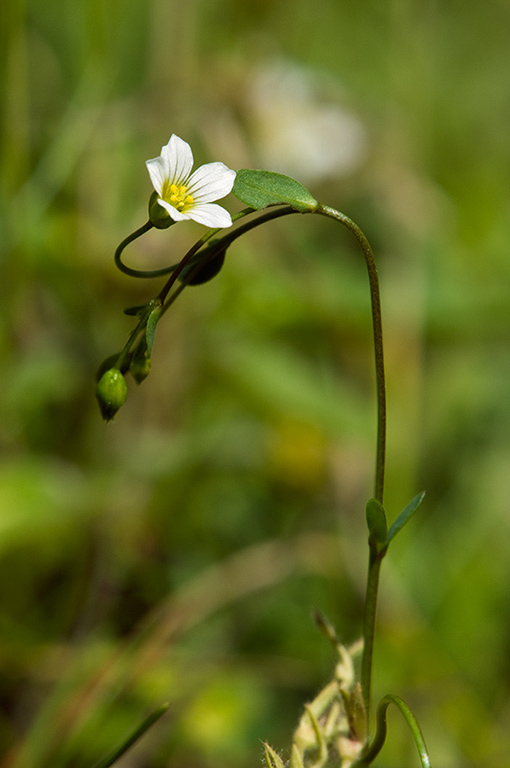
[366,498,387,544]
[233,169,319,212]
[124,302,152,317]
[347,682,367,744]
[145,305,162,356]
[290,744,305,768]
[263,743,286,768]
[386,491,426,545]
[92,703,169,768]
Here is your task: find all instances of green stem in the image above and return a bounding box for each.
[114,221,174,278]
[156,207,258,303]
[115,203,386,730]
[357,694,431,768]
[154,207,306,320]
[115,298,162,370]
[315,205,387,728]
[230,204,386,730]
[361,549,383,723]
[316,205,386,504]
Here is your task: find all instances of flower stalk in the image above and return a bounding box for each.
[98,139,430,766]
[111,198,386,727]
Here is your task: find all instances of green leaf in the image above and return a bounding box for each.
[263,743,286,768]
[386,491,426,545]
[145,305,162,356]
[233,169,319,212]
[366,498,388,544]
[92,703,169,768]
[124,302,152,317]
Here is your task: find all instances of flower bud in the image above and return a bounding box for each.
[179,242,226,285]
[130,349,151,384]
[96,369,128,421]
[148,190,173,229]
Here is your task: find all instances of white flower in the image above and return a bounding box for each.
[146,134,236,228]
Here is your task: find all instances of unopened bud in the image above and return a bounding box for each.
[96,369,128,421]
[148,191,173,229]
[179,242,226,285]
[130,350,151,384]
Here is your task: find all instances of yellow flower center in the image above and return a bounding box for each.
[163,182,194,210]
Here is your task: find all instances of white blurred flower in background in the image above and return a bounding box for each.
[247,59,368,184]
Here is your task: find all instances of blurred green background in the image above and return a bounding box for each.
[1,1,510,766]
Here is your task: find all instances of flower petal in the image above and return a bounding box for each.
[160,134,194,185]
[185,202,233,228]
[156,198,190,222]
[187,162,236,202]
[146,156,168,196]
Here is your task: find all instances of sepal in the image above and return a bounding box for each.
[148,190,173,229]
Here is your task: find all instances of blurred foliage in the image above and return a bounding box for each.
[1,1,510,766]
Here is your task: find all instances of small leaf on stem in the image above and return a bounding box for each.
[145,305,162,356]
[386,491,426,545]
[233,169,319,212]
[366,498,388,546]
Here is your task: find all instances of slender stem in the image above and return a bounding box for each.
[214,205,300,244]
[226,204,387,729]
[156,202,386,496]
[213,204,386,721]
[115,299,162,370]
[114,221,172,278]
[156,207,258,303]
[360,551,383,722]
[115,203,386,729]
[315,205,387,729]
[316,205,386,504]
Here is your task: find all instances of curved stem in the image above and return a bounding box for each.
[156,207,259,303]
[114,221,178,278]
[316,205,386,505]
[209,204,386,723]
[115,203,387,732]
[315,205,387,729]
[357,694,431,768]
[214,205,300,244]
[156,203,386,501]
[114,220,189,278]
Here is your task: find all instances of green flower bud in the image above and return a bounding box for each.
[96,369,128,421]
[148,190,173,229]
[179,241,227,285]
[130,349,151,384]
